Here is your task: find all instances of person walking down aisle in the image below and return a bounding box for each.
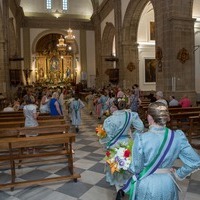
[70,94,85,133]
[123,102,200,200]
[85,91,94,115]
[99,98,144,200]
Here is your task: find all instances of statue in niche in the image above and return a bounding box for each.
[39,68,44,79]
[66,67,71,78]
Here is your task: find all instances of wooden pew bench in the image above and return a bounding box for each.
[0,111,49,118]
[168,112,200,142]
[0,118,66,129]
[0,128,80,190]
[0,115,64,122]
[188,116,200,149]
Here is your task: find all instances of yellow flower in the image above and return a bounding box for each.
[95,124,107,138]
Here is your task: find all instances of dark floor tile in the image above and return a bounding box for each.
[88,162,105,174]
[0,173,12,184]
[84,153,104,162]
[19,169,51,181]
[0,191,10,200]
[95,176,115,191]
[15,185,53,200]
[76,139,95,145]
[56,181,93,198]
[78,146,98,152]
[187,180,200,194]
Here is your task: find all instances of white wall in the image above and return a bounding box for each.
[137,2,155,91]
[193,0,200,95]
[194,24,200,94]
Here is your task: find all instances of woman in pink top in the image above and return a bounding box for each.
[179,95,192,107]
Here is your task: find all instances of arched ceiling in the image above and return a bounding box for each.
[20,0,94,21]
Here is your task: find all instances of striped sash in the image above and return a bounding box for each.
[122,128,174,200]
[106,111,131,148]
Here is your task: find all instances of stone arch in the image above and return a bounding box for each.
[101,22,116,85]
[32,29,79,55]
[123,0,151,43]
[121,0,152,88]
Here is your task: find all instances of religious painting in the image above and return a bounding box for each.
[145,59,156,83]
[150,21,155,40]
[50,56,60,71]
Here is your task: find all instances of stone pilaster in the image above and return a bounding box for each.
[155,0,196,103]
[80,30,87,82]
[1,0,10,97]
[23,28,31,70]
[113,0,123,85]
[91,14,102,88]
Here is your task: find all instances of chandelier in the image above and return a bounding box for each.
[65,28,75,43]
[57,35,67,51]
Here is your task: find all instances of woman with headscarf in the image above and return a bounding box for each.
[99,97,144,200]
[123,102,200,200]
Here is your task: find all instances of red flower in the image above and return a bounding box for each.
[106,151,111,157]
[124,149,131,158]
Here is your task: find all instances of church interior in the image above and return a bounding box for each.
[0,0,200,200]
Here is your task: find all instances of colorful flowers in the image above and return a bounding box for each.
[105,140,133,174]
[95,124,107,139]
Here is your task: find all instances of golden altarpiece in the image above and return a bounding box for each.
[35,33,76,85]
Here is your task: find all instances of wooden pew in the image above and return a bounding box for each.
[0,133,80,190]
[188,116,200,149]
[0,115,64,122]
[0,112,50,118]
[0,124,69,138]
[168,111,200,138]
[0,118,66,129]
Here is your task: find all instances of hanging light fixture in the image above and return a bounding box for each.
[65,28,75,43]
[57,35,67,51]
[53,9,62,18]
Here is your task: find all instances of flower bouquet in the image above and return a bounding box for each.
[105,140,133,174]
[95,124,107,139]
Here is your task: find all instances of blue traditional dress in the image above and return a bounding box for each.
[124,125,200,200]
[100,110,144,190]
[98,94,109,116]
[70,99,85,127]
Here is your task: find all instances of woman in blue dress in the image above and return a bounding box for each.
[99,98,144,200]
[123,102,200,200]
[70,94,85,133]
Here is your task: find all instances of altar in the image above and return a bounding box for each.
[35,53,76,85]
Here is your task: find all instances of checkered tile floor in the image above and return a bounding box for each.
[0,108,200,200]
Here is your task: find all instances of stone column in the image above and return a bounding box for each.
[122,43,139,89]
[154,0,196,103]
[91,14,102,88]
[23,28,31,85]
[0,0,10,97]
[80,29,87,84]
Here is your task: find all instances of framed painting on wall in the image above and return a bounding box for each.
[144,58,156,83]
